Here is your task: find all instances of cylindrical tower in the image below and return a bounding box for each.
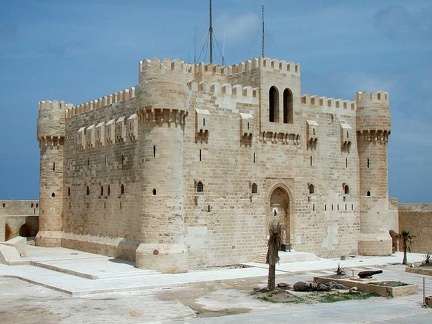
[356,91,392,255]
[135,58,189,273]
[36,100,70,246]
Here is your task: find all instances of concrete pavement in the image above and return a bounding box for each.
[0,244,428,296]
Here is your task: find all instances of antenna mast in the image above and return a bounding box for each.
[262,3,265,57]
[209,0,213,63]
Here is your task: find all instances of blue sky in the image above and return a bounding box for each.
[0,0,431,203]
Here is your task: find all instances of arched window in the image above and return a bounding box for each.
[269,86,279,122]
[197,181,204,193]
[367,191,371,197]
[251,183,258,194]
[152,188,157,195]
[344,185,350,195]
[308,184,315,194]
[283,88,293,124]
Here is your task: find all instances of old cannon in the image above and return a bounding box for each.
[358,270,383,278]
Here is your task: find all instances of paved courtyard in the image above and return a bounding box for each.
[0,245,431,323]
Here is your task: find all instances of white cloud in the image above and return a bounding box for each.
[214,12,260,47]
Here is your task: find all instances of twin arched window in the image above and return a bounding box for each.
[269,86,293,124]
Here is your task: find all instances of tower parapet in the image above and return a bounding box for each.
[356,91,390,137]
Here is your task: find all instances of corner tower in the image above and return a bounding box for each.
[135,58,189,273]
[356,91,392,255]
[36,100,70,246]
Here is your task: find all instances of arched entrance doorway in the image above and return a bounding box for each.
[19,223,31,237]
[269,186,291,246]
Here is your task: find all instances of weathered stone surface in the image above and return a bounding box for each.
[36,56,396,272]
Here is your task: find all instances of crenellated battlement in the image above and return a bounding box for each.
[188,80,258,100]
[139,56,300,79]
[355,91,389,105]
[66,87,136,118]
[139,57,190,74]
[39,100,72,111]
[301,94,356,111]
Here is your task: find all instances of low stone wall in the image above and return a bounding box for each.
[399,204,432,254]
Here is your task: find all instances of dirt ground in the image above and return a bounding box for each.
[0,274,382,323]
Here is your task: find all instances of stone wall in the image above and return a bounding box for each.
[37,57,397,272]
[399,204,432,254]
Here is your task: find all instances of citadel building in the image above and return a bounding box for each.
[36,56,396,273]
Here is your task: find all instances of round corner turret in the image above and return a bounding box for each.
[136,58,190,112]
[355,91,391,135]
[37,100,71,141]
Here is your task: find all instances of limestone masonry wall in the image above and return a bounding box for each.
[36,56,396,272]
[399,204,432,254]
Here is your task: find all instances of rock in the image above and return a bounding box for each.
[293,281,330,291]
[293,281,311,291]
[349,287,358,293]
[326,281,349,290]
[277,282,290,289]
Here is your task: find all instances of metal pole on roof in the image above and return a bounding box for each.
[262,3,265,57]
[209,0,213,63]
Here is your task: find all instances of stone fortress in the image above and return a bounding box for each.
[35,56,398,273]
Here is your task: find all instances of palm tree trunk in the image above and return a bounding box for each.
[268,265,275,290]
[402,239,408,265]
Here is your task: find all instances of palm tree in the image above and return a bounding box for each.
[398,230,414,265]
[266,222,282,291]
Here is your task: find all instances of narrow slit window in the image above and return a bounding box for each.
[367,158,370,168]
[120,184,125,195]
[86,186,90,196]
[367,191,371,197]
[199,149,202,161]
[152,188,157,196]
[52,162,55,171]
[310,156,313,166]
[107,185,111,196]
[100,186,104,196]
[153,145,156,158]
